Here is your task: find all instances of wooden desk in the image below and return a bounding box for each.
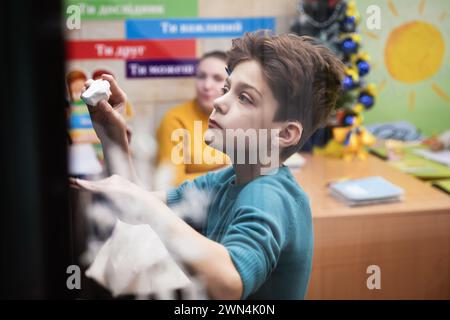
[293,153,450,299]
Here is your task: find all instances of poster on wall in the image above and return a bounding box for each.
[66,39,196,60]
[64,0,198,20]
[126,59,198,78]
[123,16,276,78]
[64,1,201,144]
[125,17,276,39]
[356,0,450,135]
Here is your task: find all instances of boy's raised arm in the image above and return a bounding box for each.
[83,74,139,183]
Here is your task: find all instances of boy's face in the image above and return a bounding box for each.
[205,59,281,157]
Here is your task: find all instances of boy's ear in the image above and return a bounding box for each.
[278,121,303,149]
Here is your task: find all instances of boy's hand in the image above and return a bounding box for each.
[70,175,151,225]
[83,74,128,148]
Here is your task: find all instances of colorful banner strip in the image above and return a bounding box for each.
[64,0,198,20]
[66,39,196,60]
[126,59,198,78]
[126,17,276,39]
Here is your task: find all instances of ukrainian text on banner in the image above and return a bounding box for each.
[126,59,198,78]
[64,0,198,20]
[126,17,276,39]
[66,39,196,60]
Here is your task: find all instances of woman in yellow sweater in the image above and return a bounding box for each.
[156,51,230,185]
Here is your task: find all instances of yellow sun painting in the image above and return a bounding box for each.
[385,20,444,83]
[358,0,450,135]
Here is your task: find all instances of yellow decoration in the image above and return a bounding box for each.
[318,114,376,161]
[314,139,345,158]
[340,33,361,44]
[351,52,371,64]
[345,67,360,83]
[366,83,377,97]
[332,127,350,144]
[352,103,364,114]
[346,0,360,24]
[350,34,361,43]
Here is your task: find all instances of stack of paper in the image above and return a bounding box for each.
[412,149,450,167]
[329,176,404,206]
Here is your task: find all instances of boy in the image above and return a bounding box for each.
[72,31,344,299]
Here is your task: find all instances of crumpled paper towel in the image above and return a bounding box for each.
[81,79,111,106]
[86,219,191,297]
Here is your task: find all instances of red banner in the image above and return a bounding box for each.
[65,39,196,60]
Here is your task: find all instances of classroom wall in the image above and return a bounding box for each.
[65,0,298,138]
[66,0,449,139]
[356,0,450,136]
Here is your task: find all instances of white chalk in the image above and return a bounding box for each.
[81,79,111,106]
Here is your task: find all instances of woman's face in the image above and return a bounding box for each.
[195,57,228,114]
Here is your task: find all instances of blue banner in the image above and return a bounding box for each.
[126,17,275,39]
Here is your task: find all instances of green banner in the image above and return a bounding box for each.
[64,0,198,20]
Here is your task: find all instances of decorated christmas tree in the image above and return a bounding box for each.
[291,0,377,160]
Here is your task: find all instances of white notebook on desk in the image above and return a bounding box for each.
[329,176,404,207]
[413,149,450,167]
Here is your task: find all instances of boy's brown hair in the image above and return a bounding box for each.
[227,31,345,158]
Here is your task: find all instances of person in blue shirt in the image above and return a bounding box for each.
[72,31,344,299]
